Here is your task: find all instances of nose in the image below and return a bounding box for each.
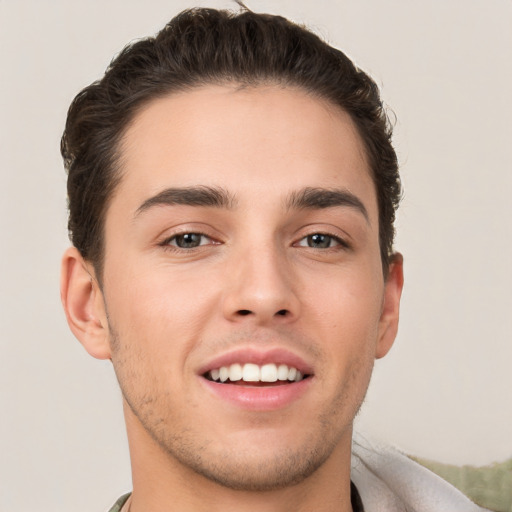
[221,243,300,325]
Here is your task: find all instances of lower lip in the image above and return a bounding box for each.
[200,377,312,411]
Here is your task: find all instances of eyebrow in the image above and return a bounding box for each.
[286,187,369,222]
[135,185,236,217]
[134,184,368,222]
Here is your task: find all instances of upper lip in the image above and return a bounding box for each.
[198,347,314,376]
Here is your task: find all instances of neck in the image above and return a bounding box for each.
[124,402,354,512]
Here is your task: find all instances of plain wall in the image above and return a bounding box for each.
[1,1,511,510]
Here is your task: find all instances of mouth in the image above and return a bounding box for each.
[204,363,310,385]
[198,349,313,410]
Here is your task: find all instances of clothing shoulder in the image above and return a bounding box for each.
[351,433,493,512]
[107,492,131,512]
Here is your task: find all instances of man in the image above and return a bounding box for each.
[60,6,487,512]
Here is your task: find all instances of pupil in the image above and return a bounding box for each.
[177,233,201,248]
[309,234,330,248]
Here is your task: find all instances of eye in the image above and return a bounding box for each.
[296,233,343,249]
[164,232,212,249]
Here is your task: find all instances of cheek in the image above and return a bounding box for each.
[301,266,383,392]
[104,260,226,392]
[107,260,217,329]
[304,269,383,337]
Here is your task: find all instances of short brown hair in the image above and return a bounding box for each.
[62,7,401,280]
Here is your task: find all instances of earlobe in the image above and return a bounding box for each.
[60,247,111,360]
[375,253,404,359]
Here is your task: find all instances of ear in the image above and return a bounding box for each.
[375,253,404,359]
[60,247,111,359]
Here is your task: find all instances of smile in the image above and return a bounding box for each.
[206,363,307,383]
[199,349,314,411]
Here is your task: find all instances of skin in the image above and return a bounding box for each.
[61,85,403,512]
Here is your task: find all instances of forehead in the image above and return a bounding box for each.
[113,84,376,220]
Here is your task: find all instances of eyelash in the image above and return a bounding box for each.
[159,231,349,252]
[295,232,349,250]
[160,232,216,251]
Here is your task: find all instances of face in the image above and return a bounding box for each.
[70,85,402,490]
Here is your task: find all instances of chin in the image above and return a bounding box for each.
[173,444,335,491]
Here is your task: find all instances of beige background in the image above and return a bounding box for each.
[1,1,511,510]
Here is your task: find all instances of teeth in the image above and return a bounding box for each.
[229,363,242,381]
[208,363,306,383]
[219,366,229,382]
[242,363,260,382]
[277,364,289,381]
[260,363,277,382]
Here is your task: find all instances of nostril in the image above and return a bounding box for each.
[234,309,290,318]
